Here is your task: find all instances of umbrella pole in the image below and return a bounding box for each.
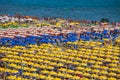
[20,56,23,80]
[110,39,112,46]
[110,36,112,46]
[3,62,6,80]
[65,43,67,49]
[104,40,106,46]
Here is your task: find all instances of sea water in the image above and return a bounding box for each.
[0,0,120,22]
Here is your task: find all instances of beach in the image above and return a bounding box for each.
[0,14,120,80]
[0,0,120,80]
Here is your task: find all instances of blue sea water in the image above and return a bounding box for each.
[0,0,120,22]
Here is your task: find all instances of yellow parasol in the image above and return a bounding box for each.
[65,74,72,78]
[49,71,57,76]
[2,58,9,61]
[93,64,100,69]
[74,71,83,75]
[100,66,109,70]
[99,76,107,80]
[72,76,80,80]
[57,63,64,67]
[23,67,29,71]
[66,61,73,64]
[46,66,54,69]
[45,76,54,80]
[41,70,49,74]
[0,68,5,72]
[82,72,90,77]
[39,74,46,79]
[36,23,41,27]
[15,77,29,80]
[73,62,79,65]
[91,74,99,78]
[29,73,39,78]
[67,69,74,73]
[55,22,61,27]
[30,68,36,72]
[9,63,17,67]
[104,58,111,62]
[57,72,65,77]
[109,68,117,72]
[92,69,99,73]
[58,68,67,72]
[54,78,61,80]
[4,68,12,73]
[10,70,18,74]
[6,75,16,80]
[107,77,117,80]
[109,63,117,67]
[99,70,108,75]
[80,63,87,67]
[80,78,89,80]
[84,68,91,72]
[23,72,30,76]
[108,72,117,76]
[27,62,34,65]
[33,64,40,67]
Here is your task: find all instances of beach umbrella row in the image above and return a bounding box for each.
[0,15,37,23]
[0,26,120,46]
[0,41,120,80]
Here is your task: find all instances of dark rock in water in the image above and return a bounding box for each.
[100,18,110,23]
